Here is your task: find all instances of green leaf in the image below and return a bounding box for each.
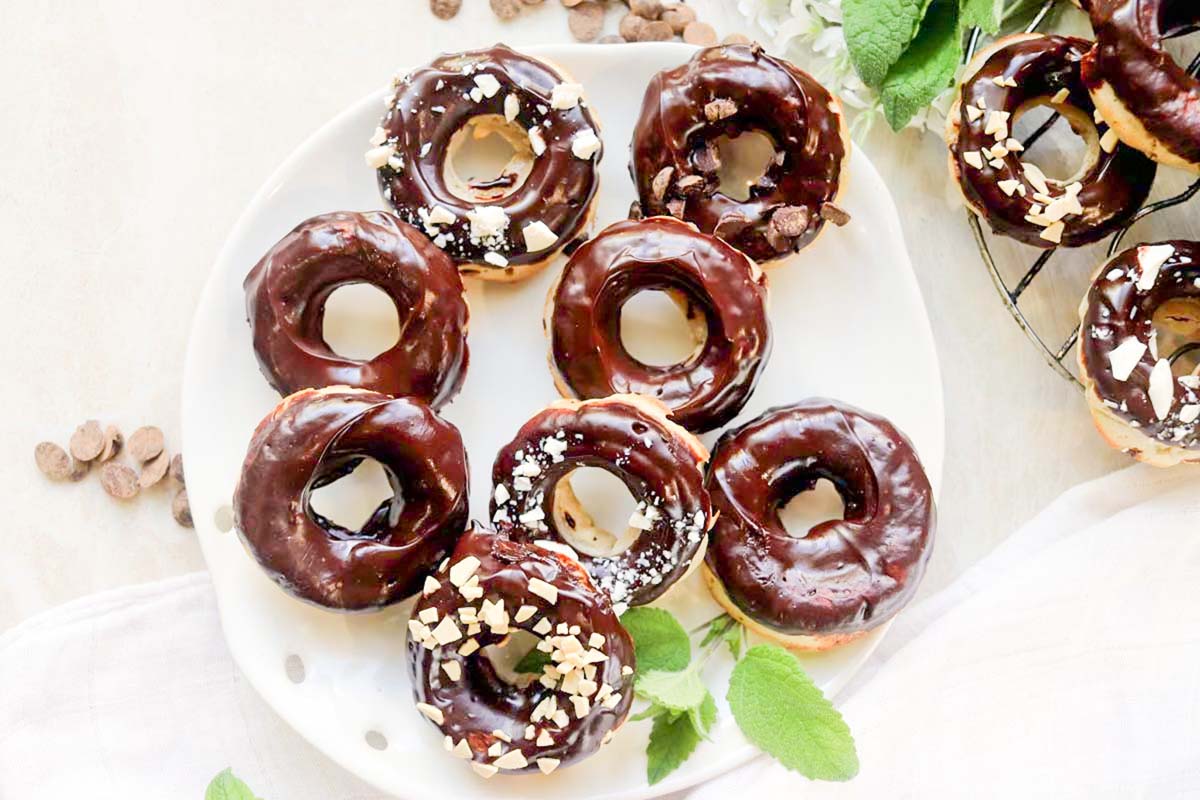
[646,709,703,785]
[205,769,260,800]
[636,668,708,712]
[621,607,691,674]
[687,690,718,740]
[700,615,745,660]
[960,0,1002,34]
[514,647,552,674]
[880,0,963,131]
[843,0,934,87]
[727,646,859,782]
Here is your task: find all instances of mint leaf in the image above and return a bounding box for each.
[843,0,934,87]
[621,607,690,674]
[688,690,718,740]
[880,0,963,131]
[205,769,260,800]
[514,647,552,674]
[960,0,1002,34]
[700,615,745,660]
[636,667,707,712]
[646,709,703,785]
[728,646,858,781]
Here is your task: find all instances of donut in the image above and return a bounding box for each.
[408,527,635,778]
[233,387,469,610]
[630,44,850,265]
[1082,0,1200,172]
[244,211,469,407]
[546,217,771,433]
[946,34,1157,249]
[371,45,602,281]
[489,395,711,610]
[1078,240,1200,467]
[703,399,936,650]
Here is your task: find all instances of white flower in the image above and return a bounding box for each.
[811,26,846,59]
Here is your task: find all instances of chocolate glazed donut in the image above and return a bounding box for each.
[547,217,771,433]
[946,34,1156,248]
[373,45,602,281]
[233,387,469,610]
[244,211,469,406]
[630,44,849,264]
[408,528,635,778]
[704,399,935,650]
[490,395,711,609]
[1082,0,1200,172]
[1079,241,1200,467]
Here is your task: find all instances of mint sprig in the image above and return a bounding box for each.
[205,769,261,800]
[879,0,962,131]
[843,0,934,87]
[620,606,691,672]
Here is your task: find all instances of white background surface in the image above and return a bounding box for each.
[1,3,1132,646]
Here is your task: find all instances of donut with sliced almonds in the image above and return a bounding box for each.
[946,34,1156,248]
[1078,241,1200,467]
[407,528,635,778]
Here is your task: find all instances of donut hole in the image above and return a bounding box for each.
[619,289,707,368]
[551,467,642,558]
[321,283,400,361]
[308,458,402,534]
[1153,299,1200,375]
[480,629,544,688]
[1010,100,1098,185]
[444,114,534,203]
[778,478,846,538]
[711,130,777,201]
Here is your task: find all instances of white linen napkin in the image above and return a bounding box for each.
[3,465,1198,798]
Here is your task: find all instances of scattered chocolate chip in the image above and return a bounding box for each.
[69,420,105,462]
[568,1,605,41]
[521,0,545,4]
[704,97,737,122]
[820,202,852,226]
[139,450,171,489]
[714,212,751,240]
[661,3,696,32]
[619,12,648,41]
[561,0,586,6]
[169,453,185,485]
[128,426,164,462]
[628,201,645,220]
[666,198,686,218]
[100,425,123,462]
[676,174,706,195]
[490,0,522,19]
[771,205,811,237]
[637,19,674,41]
[694,141,721,172]
[651,166,674,201]
[682,20,717,45]
[100,463,139,500]
[723,33,753,45]
[429,0,462,19]
[172,489,194,528]
[629,0,663,18]
[68,457,90,482]
[35,442,73,480]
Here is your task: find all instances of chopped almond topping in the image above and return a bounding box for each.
[416,702,444,725]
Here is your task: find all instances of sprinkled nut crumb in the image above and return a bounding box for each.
[675,175,705,195]
[771,205,810,237]
[416,702,445,725]
[820,202,851,226]
[528,577,559,604]
[651,166,674,201]
[704,98,737,122]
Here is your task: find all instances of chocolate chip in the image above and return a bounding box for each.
[666,198,686,218]
[172,489,194,528]
[723,33,753,45]
[682,20,717,45]
[429,0,462,19]
[561,0,586,6]
[69,420,105,462]
[521,0,545,3]
[100,463,139,500]
[619,12,648,41]
[100,425,123,462]
[636,19,674,41]
[629,0,663,18]
[770,205,810,238]
[694,141,721,172]
[628,201,645,220]
[139,450,171,489]
[568,1,605,41]
[660,3,696,32]
[704,98,737,122]
[676,174,705,195]
[35,442,73,480]
[490,0,522,19]
[598,34,625,43]
[820,202,852,226]
[651,166,674,201]
[714,212,750,240]
[169,453,185,485]
[128,426,164,462]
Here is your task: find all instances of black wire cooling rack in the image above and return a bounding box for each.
[964,1,1200,387]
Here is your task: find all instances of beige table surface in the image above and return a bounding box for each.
[0,1,1130,634]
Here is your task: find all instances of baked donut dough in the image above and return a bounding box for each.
[371,45,602,281]
[408,528,635,778]
[630,44,850,264]
[1079,241,1200,466]
[946,34,1156,248]
[703,399,935,651]
[1082,0,1200,172]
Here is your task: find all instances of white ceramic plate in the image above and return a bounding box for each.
[183,42,944,800]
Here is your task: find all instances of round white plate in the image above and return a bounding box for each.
[183,42,944,800]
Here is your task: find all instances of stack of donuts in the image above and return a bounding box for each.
[946,1,1200,467]
[232,43,937,779]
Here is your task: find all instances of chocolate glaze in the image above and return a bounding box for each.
[376,45,601,272]
[549,217,772,433]
[490,397,710,607]
[233,388,470,610]
[704,399,935,636]
[409,528,635,775]
[630,44,846,263]
[1080,240,1200,449]
[952,35,1156,248]
[244,211,469,406]
[1082,0,1200,165]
